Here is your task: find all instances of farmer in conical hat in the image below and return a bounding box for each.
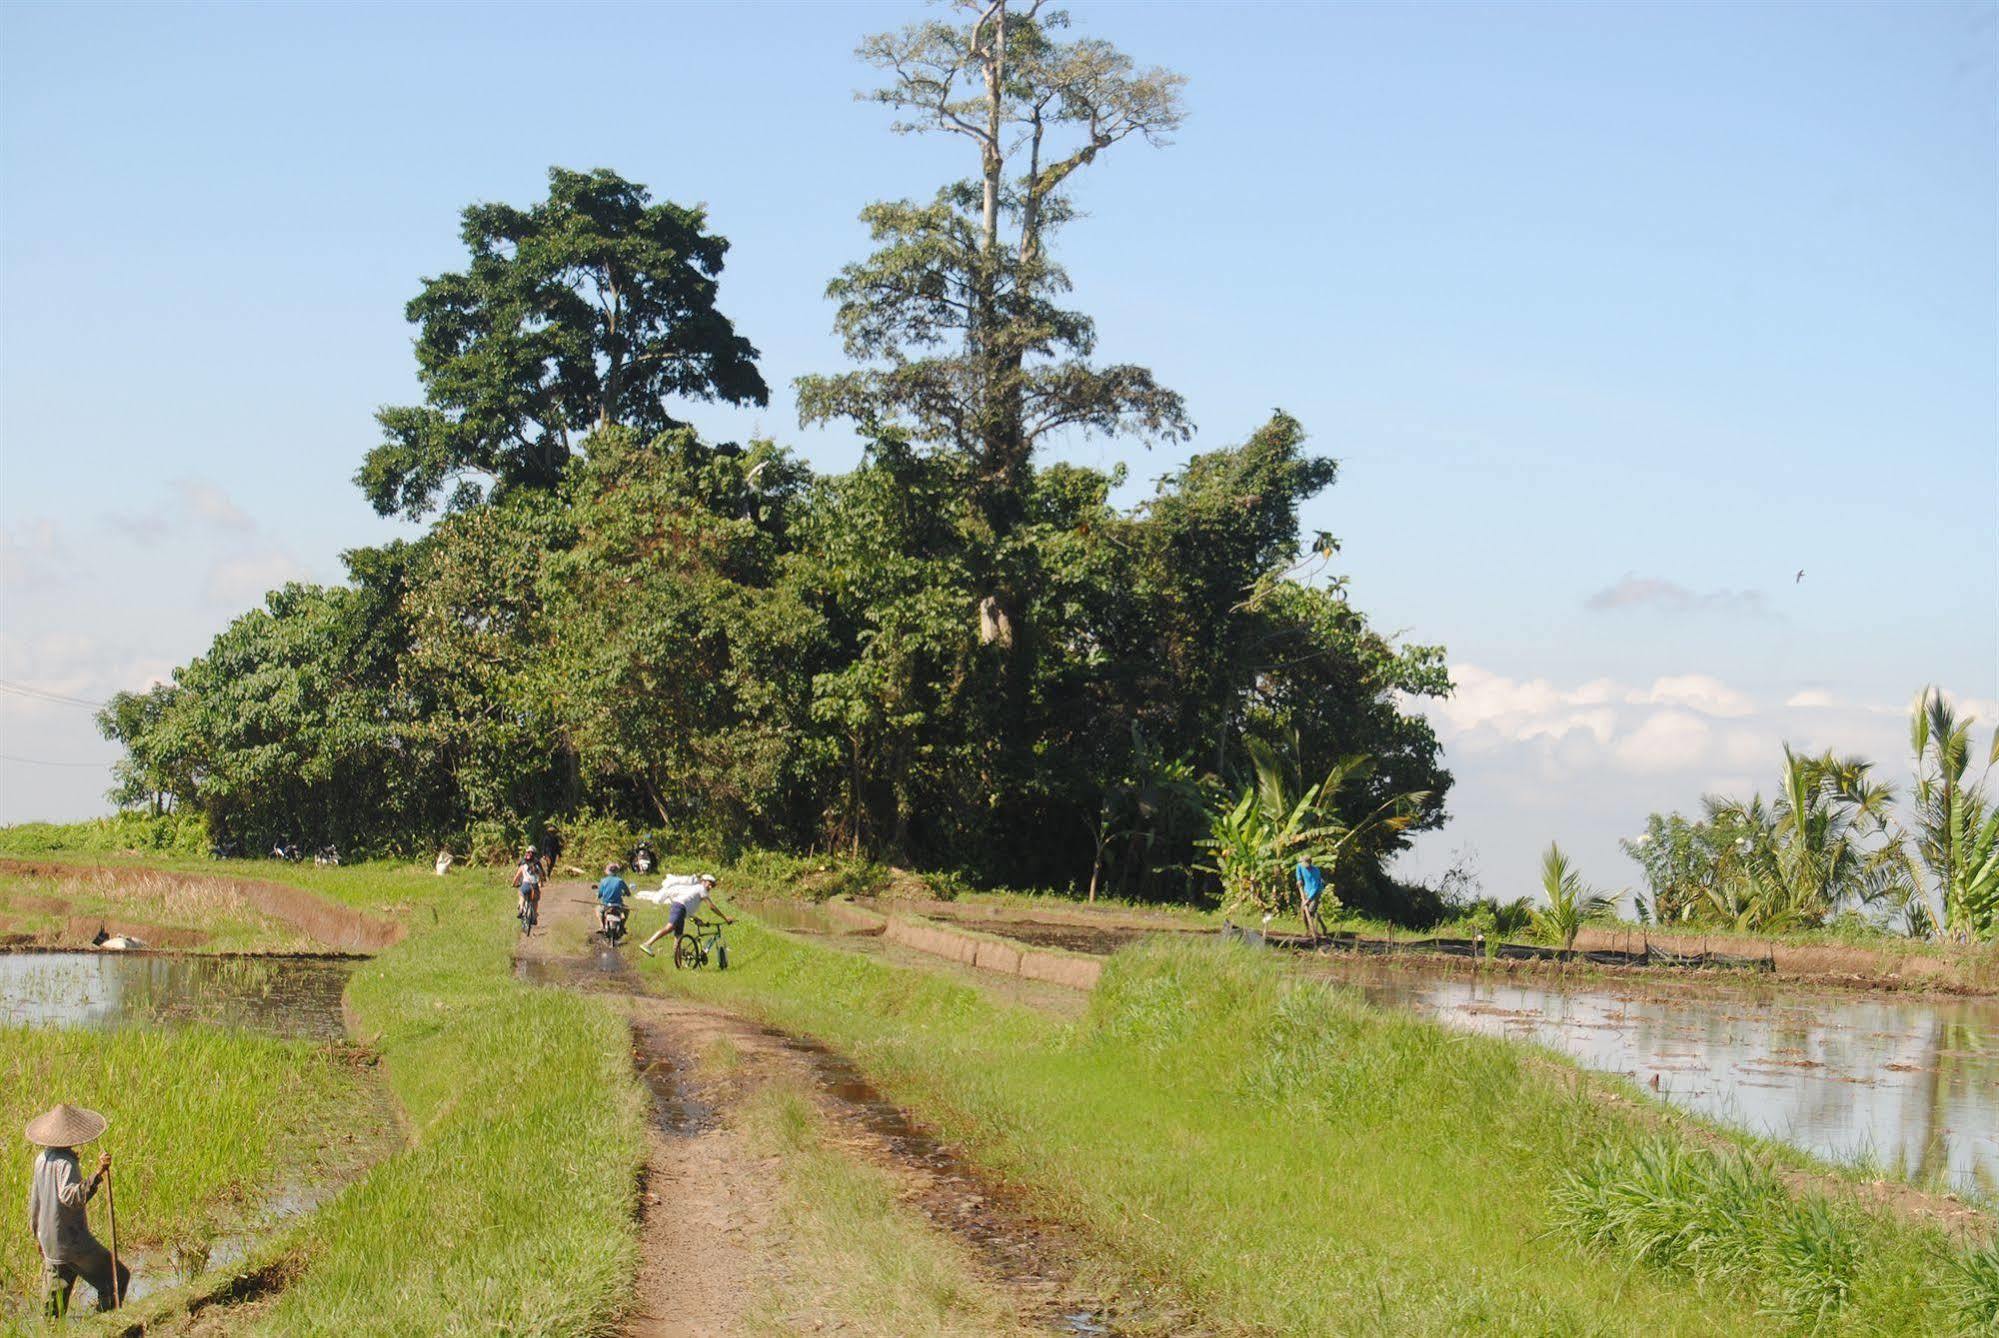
[25,1103,128,1316]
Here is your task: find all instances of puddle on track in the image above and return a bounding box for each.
[1313,959,1999,1199]
[0,951,356,1040]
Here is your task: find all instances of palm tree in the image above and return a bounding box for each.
[1533,842,1614,952]
[1704,749,1910,932]
[1904,688,1999,942]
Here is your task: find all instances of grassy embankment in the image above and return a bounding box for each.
[647,921,1998,1336]
[2,857,647,1336]
[0,1026,361,1307]
[0,866,320,953]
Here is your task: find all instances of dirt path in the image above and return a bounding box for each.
[516,888,1123,1335]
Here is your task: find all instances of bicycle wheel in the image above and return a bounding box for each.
[673,936,701,970]
[715,943,729,971]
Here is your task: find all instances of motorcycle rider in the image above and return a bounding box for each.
[596,862,630,936]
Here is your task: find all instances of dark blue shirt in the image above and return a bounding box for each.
[596,875,629,906]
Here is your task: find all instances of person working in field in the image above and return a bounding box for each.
[25,1103,128,1316]
[639,873,733,958]
[1295,853,1329,943]
[596,862,630,934]
[512,846,542,922]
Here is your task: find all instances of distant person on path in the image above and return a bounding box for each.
[512,848,542,924]
[1295,854,1328,943]
[596,863,630,934]
[25,1103,128,1316]
[639,873,733,958]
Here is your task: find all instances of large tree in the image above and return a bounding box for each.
[359,167,768,518]
[796,1,1189,641]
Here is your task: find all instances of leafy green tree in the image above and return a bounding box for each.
[1533,842,1613,952]
[796,0,1190,737]
[1620,812,1729,924]
[359,167,768,518]
[541,427,821,846]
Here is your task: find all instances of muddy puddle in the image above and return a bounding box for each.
[1,951,355,1040]
[1318,959,1999,1199]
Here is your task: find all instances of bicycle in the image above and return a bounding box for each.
[518,891,539,936]
[672,917,729,971]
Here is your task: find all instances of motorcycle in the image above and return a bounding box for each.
[601,903,629,946]
[270,841,302,863]
[314,845,341,867]
[631,841,656,874]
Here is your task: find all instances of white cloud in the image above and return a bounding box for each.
[0,519,72,590]
[1613,711,1711,773]
[1584,574,1774,619]
[172,478,255,533]
[1629,674,1754,718]
[204,550,310,606]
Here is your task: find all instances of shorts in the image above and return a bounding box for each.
[669,902,689,934]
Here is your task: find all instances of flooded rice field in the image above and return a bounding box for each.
[0,951,355,1040]
[1318,959,1999,1199]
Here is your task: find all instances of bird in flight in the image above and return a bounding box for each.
[1795,569,1805,583]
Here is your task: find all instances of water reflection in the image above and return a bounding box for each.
[0,952,354,1041]
[1323,962,1999,1199]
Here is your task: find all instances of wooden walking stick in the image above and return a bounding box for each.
[104,1162,121,1309]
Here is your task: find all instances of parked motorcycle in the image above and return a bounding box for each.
[631,840,657,874]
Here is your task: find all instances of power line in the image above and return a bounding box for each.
[0,679,108,710]
[0,752,114,769]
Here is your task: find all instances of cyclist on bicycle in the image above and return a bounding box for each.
[512,847,543,925]
[596,863,630,934]
[639,873,732,957]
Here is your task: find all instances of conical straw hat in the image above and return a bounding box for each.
[24,1104,107,1147]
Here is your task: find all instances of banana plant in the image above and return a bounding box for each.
[1195,738,1425,920]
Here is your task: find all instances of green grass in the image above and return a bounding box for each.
[243,865,647,1335]
[0,1024,361,1305]
[735,1077,1027,1336]
[646,921,1996,1335]
[0,867,320,952]
[641,922,1793,1334]
[1553,1138,1997,1334]
[3,856,647,1336]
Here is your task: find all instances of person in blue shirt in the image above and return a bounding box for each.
[1295,854,1328,943]
[596,862,630,935]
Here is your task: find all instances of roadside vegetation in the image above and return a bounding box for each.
[1622,687,1999,943]
[0,1023,361,1308]
[645,920,1990,1334]
[0,865,319,952]
[734,1076,1029,1336]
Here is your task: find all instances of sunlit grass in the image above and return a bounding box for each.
[738,1081,1027,1336]
[0,869,318,952]
[246,867,647,1336]
[0,1024,360,1303]
[646,924,1988,1335]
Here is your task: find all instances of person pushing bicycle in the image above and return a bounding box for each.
[640,873,732,957]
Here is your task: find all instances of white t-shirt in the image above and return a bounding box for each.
[669,885,713,914]
[637,873,703,905]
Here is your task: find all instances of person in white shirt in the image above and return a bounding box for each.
[639,874,732,957]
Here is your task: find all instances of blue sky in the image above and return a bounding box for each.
[2,1,1993,898]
